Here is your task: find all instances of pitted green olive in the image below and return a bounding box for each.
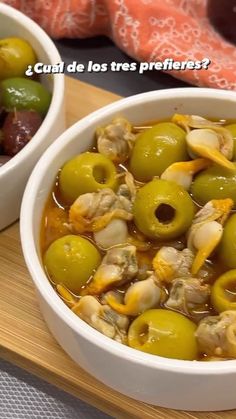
[130,122,188,182]
[44,235,101,293]
[133,179,194,240]
[211,270,236,313]
[191,164,236,207]
[226,124,236,160]
[218,214,236,269]
[59,152,118,204]
[128,309,198,360]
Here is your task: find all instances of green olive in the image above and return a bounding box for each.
[59,152,118,204]
[211,270,236,313]
[130,122,188,182]
[128,309,197,360]
[191,164,236,207]
[133,179,194,240]
[44,235,101,293]
[226,124,236,160]
[218,214,236,269]
[0,37,37,80]
[0,77,51,114]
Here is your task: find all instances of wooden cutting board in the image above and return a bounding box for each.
[0,76,235,419]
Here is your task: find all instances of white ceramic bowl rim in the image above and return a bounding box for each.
[0,3,64,177]
[21,87,236,376]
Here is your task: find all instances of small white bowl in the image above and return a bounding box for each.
[0,3,65,230]
[21,88,236,411]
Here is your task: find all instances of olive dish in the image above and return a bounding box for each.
[40,112,236,363]
[21,88,236,410]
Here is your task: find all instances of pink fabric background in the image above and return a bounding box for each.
[2,0,236,90]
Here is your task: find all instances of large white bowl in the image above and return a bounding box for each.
[0,3,65,230]
[21,88,236,411]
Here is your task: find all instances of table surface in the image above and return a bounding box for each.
[0,36,208,419]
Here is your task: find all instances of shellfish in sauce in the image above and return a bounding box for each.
[41,114,236,361]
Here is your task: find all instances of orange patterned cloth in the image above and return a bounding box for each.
[3,0,236,90]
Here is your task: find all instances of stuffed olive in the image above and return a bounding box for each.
[41,114,236,362]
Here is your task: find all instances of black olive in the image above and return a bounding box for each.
[0,107,7,128]
[2,110,43,156]
[0,155,11,167]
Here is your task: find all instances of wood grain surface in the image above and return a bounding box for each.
[0,77,236,419]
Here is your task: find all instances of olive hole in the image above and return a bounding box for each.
[225,281,236,302]
[138,323,149,345]
[155,204,176,224]
[93,165,108,184]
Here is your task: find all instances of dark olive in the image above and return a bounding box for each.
[0,155,11,167]
[2,110,43,156]
[0,107,7,127]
